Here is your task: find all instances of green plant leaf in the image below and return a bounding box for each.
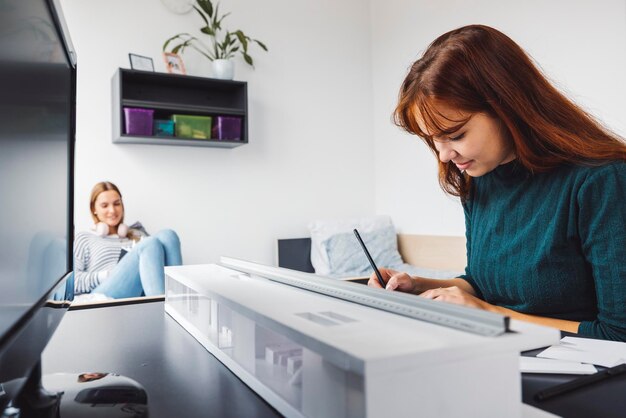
[254,39,268,51]
[212,3,220,27]
[200,26,214,36]
[196,0,213,18]
[172,45,182,54]
[234,30,248,51]
[243,52,253,66]
[189,43,214,60]
[162,34,181,51]
[216,12,230,30]
[193,6,209,26]
[166,41,182,53]
[214,39,220,59]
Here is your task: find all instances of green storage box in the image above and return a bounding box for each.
[172,114,213,139]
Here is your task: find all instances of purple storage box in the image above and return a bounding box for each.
[124,107,154,136]
[212,116,242,140]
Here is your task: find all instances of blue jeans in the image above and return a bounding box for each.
[92,229,182,298]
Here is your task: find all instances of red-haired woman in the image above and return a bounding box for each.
[368,25,626,341]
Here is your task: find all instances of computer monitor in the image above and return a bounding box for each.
[0,0,75,413]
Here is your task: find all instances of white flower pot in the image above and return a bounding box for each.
[212,59,235,80]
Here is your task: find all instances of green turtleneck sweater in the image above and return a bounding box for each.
[460,160,626,341]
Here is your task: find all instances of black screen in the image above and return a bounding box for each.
[0,0,74,395]
[0,0,72,328]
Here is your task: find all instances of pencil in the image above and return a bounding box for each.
[534,363,626,401]
[353,229,386,288]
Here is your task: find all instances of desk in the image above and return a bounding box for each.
[521,347,626,418]
[43,300,624,418]
[42,300,280,418]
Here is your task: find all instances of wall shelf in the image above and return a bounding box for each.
[112,69,248,148]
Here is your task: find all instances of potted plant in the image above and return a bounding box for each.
[163,0,268,79]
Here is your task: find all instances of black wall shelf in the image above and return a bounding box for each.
[112,68,248,148]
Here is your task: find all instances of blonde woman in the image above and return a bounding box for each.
[73,181,182,298]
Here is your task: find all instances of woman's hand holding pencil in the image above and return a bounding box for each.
[367,268,420,293]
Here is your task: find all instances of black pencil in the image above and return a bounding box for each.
[353,229,386,288]
[534,363,626,401]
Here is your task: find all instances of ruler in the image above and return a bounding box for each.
[220,257,509,337]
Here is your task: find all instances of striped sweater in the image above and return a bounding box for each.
[73,231,132,294]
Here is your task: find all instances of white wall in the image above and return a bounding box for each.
[60,0,626,265]
[59,0,375,265]
[371,0,626,236]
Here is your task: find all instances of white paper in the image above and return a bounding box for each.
[537,336,626,368]
[519,356,597,374]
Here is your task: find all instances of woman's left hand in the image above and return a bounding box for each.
[418,285,493,311]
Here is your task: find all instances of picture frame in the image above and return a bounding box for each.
[163,52,186,75]
[128,53,154,71]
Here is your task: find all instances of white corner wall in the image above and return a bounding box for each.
[371,0,626,236]
[59,0,375,265]
[59,0,626,265]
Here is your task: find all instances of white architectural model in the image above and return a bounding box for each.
[164,259,559,418]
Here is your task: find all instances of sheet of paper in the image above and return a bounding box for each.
[537,336,626,367]
[520,356,597,374]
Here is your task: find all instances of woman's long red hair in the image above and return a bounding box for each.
[394,25,626,198]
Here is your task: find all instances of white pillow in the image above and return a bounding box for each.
[308,215,394,275]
